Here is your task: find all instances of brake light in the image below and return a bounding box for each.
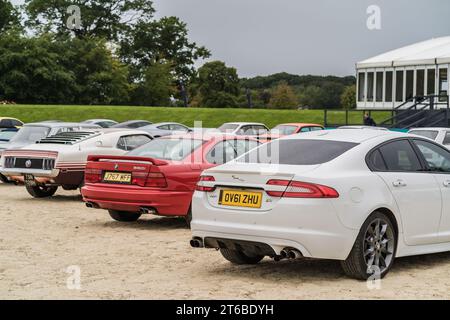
[145,172,167,188]
[266,179,290,197]
[266,180,339,198]
[85,168,102,183]
[196,175,216,192]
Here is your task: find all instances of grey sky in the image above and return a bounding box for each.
[10,0,450,77]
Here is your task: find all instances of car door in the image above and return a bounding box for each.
[411,139,450,242]
[375,139,442,245]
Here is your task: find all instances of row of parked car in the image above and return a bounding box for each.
[2,116,450,280]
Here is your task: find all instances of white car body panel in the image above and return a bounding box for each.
[0,129,152,183]
[191,129,450,261]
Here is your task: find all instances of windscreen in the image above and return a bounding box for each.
[270,125,298,135]
[10,126,50,143]
[218,124,239,133]
[409,130,439,140]
[127,138,204,161]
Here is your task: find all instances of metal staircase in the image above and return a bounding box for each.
[379,95,450,129]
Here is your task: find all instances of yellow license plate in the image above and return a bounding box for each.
[219,190,263,208]
[103,172,132,183]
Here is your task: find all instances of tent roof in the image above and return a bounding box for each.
[357,36,450,69]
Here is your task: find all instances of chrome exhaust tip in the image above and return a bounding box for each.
[139,207,156,215]
[190,238,203,248]
[85,202,94,208]
[280,249,289,259]
[287,249,303,260]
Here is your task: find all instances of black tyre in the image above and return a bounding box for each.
[0,174,9,183]
[25,185,58,198]
[341,211,397,280]
[220,248,264,265]
[184,206,192,228]
[108,210,141,222]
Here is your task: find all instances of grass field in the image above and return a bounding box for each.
[0,104,392,128]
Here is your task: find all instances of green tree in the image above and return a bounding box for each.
[298,85,323,108]
[341,85,357,109]
[25,0,155,40]
[0,33,130,104]
[193,61,240,108]
[268,82,298,109]
[130,62,175,106]
[120,16,210,82]
[0,32,76,103]
[0,0,19,33]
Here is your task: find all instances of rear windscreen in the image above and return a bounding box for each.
[239,139,358,165]
[409,130,438,140]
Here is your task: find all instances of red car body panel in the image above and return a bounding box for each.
[81,135,257,217]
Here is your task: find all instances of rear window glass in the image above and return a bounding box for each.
[239,139,358,165]
[127,138,204,161]
[409,130,438,140]
[218,124,239,133]
[378,140,422,172]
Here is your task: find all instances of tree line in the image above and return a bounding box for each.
[0,0,356,109]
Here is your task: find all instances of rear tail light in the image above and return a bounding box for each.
[132,171,167,188]
[266,180,339,198]
[145,172,167,188]
[196,175,216,192]
[266,179,290,197]
[85,168,102,183]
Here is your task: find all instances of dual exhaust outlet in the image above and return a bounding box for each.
[85,203,156,216]
[280,248,303,260]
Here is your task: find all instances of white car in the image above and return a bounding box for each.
[190,129,450,279]
[0,129,152,198]
[408,127,450,149]
[217,122,269,137]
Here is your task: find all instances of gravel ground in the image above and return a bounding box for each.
[1,183,450,300]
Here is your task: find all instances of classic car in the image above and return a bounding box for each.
[258,123,324,141]
[0,129,152,198]
[217,122,269,137]
[0,122,101,183]
[81,133,260,225]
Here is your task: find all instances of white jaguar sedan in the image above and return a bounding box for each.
[190,129,450,280]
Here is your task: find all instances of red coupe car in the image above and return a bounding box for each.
[81,133,260,224]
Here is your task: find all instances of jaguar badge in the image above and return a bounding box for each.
[25,160,32,168]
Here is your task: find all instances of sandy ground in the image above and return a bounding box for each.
[1,183,450,300]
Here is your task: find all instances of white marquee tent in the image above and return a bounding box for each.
[356,37,450,109]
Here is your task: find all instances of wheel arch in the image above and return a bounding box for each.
[373,207,400,237]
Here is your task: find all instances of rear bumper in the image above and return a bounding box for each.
[1,168,83,186]
[81,184,193,216]
[191,192,358,260]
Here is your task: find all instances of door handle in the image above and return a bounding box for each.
[444,180,450,188]
[392,180,407,187]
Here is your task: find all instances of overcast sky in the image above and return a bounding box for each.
[10,0,450,77]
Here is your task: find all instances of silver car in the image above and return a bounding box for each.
[139,122,192,137]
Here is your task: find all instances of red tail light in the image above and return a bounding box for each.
[145,172,167,188]
[266,179,290,197]
[196,175,216,192]
[266,180,339,198]
[85,168,102,183]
